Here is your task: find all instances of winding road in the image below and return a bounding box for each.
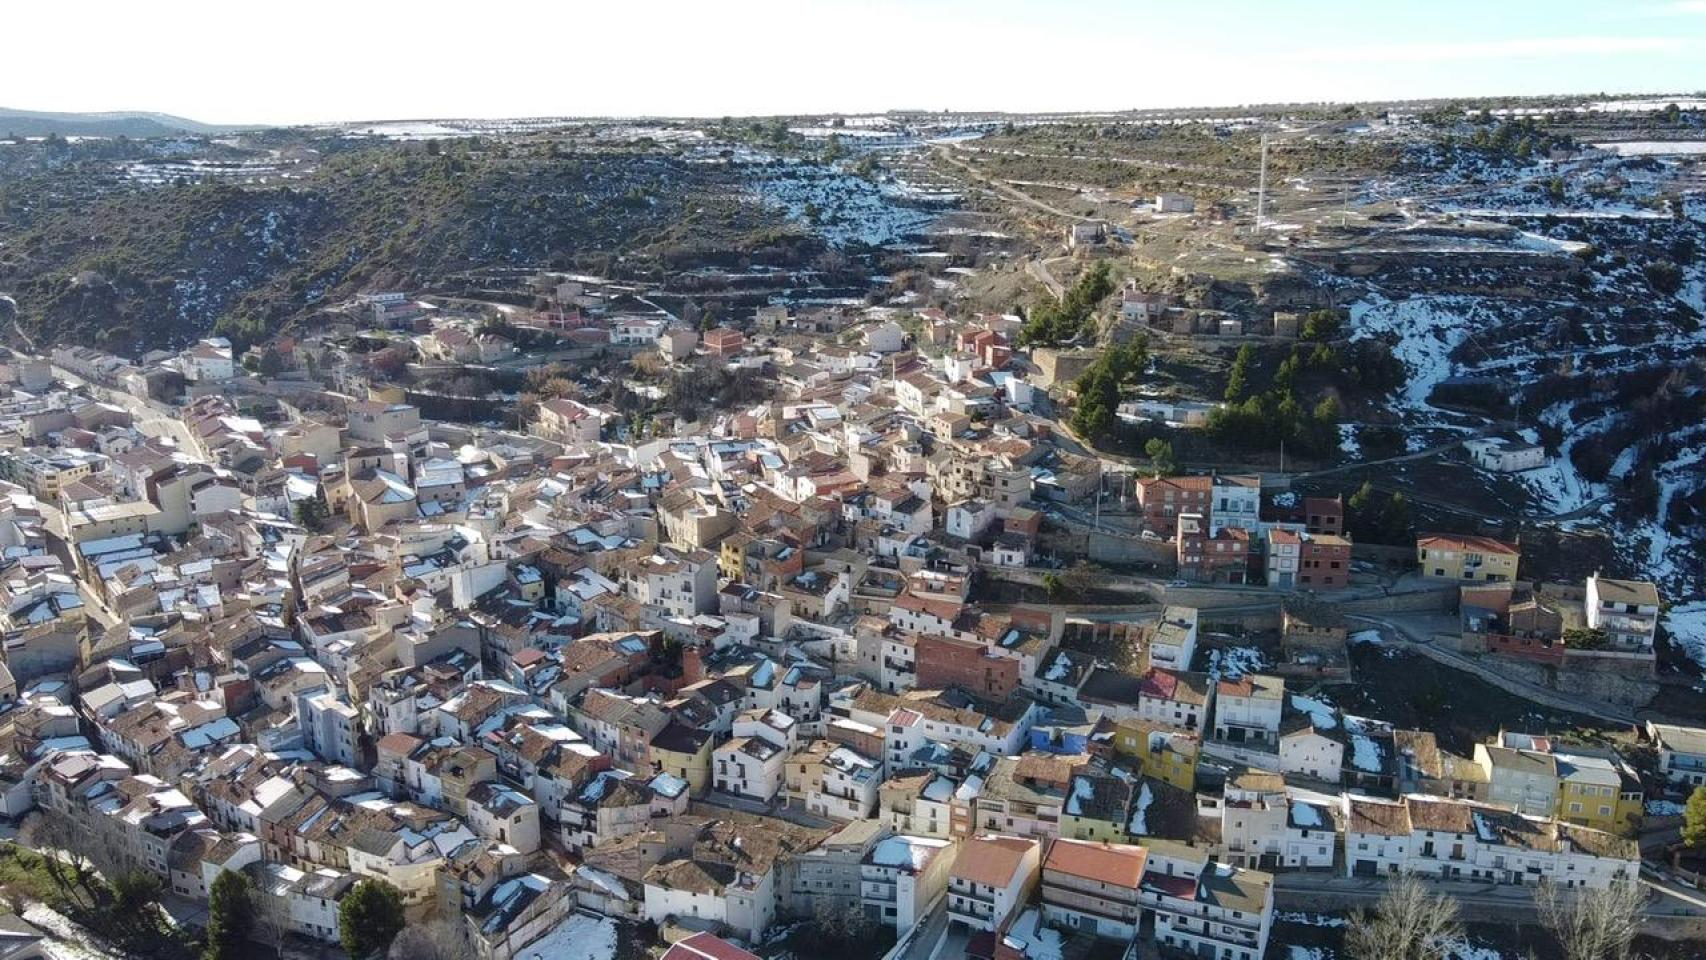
[934,148,1095,223]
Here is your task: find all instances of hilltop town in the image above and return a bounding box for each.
[0,96,1701,960]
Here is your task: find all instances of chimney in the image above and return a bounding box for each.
[682,644,704,686]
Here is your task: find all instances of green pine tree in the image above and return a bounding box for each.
[1144,438,1177,477]
[1225,344,1255,403]
[339,879,405,959]
[203,869,255,960]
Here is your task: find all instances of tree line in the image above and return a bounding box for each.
[1019,261,1115,347]
[1068,335,1148,440]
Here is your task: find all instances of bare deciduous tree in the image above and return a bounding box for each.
[1344,874,1463,960]
[1534,878,1646,960]
[252,883,294,959]
[23,809,119,904]
[387,917,478,960]
[810,897,876,942]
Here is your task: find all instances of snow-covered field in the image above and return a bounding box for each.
[746,159,942,248]
[1347,147,1706,599]
[1347,294,1482,426]
[1593,140,1706,157]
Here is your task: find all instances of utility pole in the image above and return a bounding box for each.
[1256,133,1270,234]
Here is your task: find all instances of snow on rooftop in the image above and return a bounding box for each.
[869,835,949,871]
[1289,694,1338,730]
[1129,782,1154,836]
[1064,775,1094,817]
[1291,802,1326,829]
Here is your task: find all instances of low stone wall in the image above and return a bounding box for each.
[1199,607,1285,632]
[981,565,1155,597]
[1403,642,1639,723]
[1087,531,1176,568]
[1159,585,1282,611]
[1349,542,1416,568]
[1340,586,1459,616]
[1496,655,1660,712]
[1201,739,1281,771]
[1273,885,1535,924]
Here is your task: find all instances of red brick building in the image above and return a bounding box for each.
[1296,532,1352,590]
[703,326,745,357]
[1304,495,1344,536]
[915,633,1022,699]
[1135,475,1212,538]
[1176,513,1250,584]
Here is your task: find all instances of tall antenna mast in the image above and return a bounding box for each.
[1256,133,1270,234]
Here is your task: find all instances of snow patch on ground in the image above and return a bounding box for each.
[1348,294,1481,421]
[21,903,122,960]
[1664,601,1706,673]
[1594,140,1706,156]
[1275,911,1347,928]
[747,159,940,248]
[516,912,617,960]
[1207,646,1267,680]
[1508,459,1599,517]
[1440,938,1505,960]
[1338,423,1362,460]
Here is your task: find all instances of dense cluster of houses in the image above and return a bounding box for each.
[0,294,1655,960]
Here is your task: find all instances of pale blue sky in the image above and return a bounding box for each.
[11,0,1706,124]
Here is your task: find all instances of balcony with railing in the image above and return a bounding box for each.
[863,881,898,903]
[1041,882,1140,922]
[950,879,995,901]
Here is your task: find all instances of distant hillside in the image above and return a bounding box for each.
[0,138,837,355]
[0,107,242,139]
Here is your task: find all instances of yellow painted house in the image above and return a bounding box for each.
[1555,752,1643,836]
[1112,718,1198,792]
[649,722,714,798]
[1416,533,1520,582]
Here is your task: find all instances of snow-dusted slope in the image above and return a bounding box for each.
[1347,149,1706,596]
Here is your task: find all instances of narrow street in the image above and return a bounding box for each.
[30,354,203,453]
[1025,258,1066,299]
[897,898,954,960]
